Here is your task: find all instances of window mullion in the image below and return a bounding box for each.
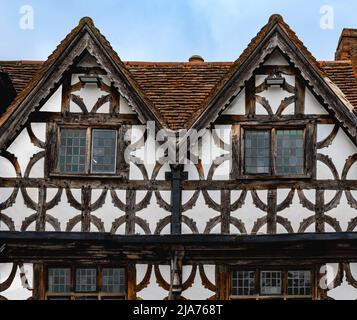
[271,128,277,175]
[86,127,92,174]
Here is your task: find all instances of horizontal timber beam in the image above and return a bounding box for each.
[1,178,357,190]
[1,232,357,265]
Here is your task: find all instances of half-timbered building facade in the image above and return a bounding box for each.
[1,14,357,300]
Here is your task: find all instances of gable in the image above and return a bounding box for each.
[185,15,357,147]
[0,17,165,151]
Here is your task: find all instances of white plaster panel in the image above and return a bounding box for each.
[136,264,168,300]
[263,51,290,66]
[182,267,213,300]
[40,85,62,112]
[222,89,245,115]
[305,88,329,114]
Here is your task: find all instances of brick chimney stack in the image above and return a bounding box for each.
[336,28,357,77]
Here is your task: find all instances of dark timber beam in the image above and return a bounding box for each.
[2,232,357,264]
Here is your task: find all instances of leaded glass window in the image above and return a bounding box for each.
[75,268,97,292]
[288,271,311,296]
[260,271,282,295]
[244,130,271,174]
[102,268,125,294]
[232,271,256,296]
[48,268,71,293]
[59,129,86,173]
[276,130,304,174]
[91,130,117,174]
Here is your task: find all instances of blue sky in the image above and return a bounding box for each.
[1,0,357,62]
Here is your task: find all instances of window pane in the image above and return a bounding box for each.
[276,130,304,175]
[245,130,270,174]
[48,268,71,293]
[76,268,97,292]
[91,130,117,174]
[232,271,256,296]
[102,268,126,294]
[59,129,86,173]
[288,271,311,296]
[261,271,282,295]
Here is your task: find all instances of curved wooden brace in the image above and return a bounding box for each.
[317,125,339,149]
[111,190,126,211]
[325,263,344,291]
[154,265,170,291]
[252,215,293,234]
[135,264,153,292]
[135,216,151,235]
[230,190,247,212]
[182,265,198,291]
[70,94,88,114]
[24,151,45,178]
[90,215,105,232]
[27,125,46,149]
[276,189,295,212]
[211,128,231,152]
[342,154,357,209]
[90,94,111,113]
[135,191,153,212]
[276,96,296,116]
[20,188,38,211]
[0,213,15,231]
[251,190,268,212]
[98,81,112,94]
[70,81,85,93]
[90,188,108,211]
[45,188,63,211]
[255,81,268,94]
[0,151,21,178]
[199,265,216,292]
[0,263,18,292]
[255,95,273,116]
[21,214,61,231]
[347,216,357,232]
[204,216,221,234]
[297,189,315,211]
[0,187,19,211]
[230,216,247,234]
[110,215,126,234]
[298,215,342,233]
[65,188,83,211]
[344,263,357,289]
[66,215,82,232]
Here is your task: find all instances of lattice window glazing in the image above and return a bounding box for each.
[59,129,86,173]
[102,268,126,294]
[260,271,282,295]
[91,130,117,174]
[232,271,256,296]
[276,130,304,174]
[75,268,97,292]
[48,268,71,293]
[244,130,271,174]
[288,271,311,296]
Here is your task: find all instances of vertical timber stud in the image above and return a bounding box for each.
[61,73,71,114]
[165,165,188,235]
[221,190,231,234]
[295,75,305,115]
[267,189,277,234]
[315,189,325,233]
[35,186,47,232]
[216,265,230,300]
[245,76,256,116]
[169,248,184,300]
[33,264,46,300]
[81,186,91,232]
[125,190,136,236]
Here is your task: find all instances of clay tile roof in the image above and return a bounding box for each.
[125,61,233,130]
[0,61,43,93]
[320,60,357,109]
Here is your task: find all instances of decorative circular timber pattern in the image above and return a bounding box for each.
[66,214,105,232]
[298,215,342,233]
[252,215,294,234]
[110,215,151,235]
[298,154,342,212]
[0,264,18,293]
[155,215,198,235]
[342,154,357,209]
[90,94,111,113]
[70,94,88,114]
[0,151,21,178]
[21,213,61,232]
[154,264,198,293]
[255,96,273,116]
[276,96,296,116]
[26,125,46,149]
[0,186,19,211]
[204,216,247,234]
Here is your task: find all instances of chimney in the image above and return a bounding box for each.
[336,28,357,76]
[188,55,204,63]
